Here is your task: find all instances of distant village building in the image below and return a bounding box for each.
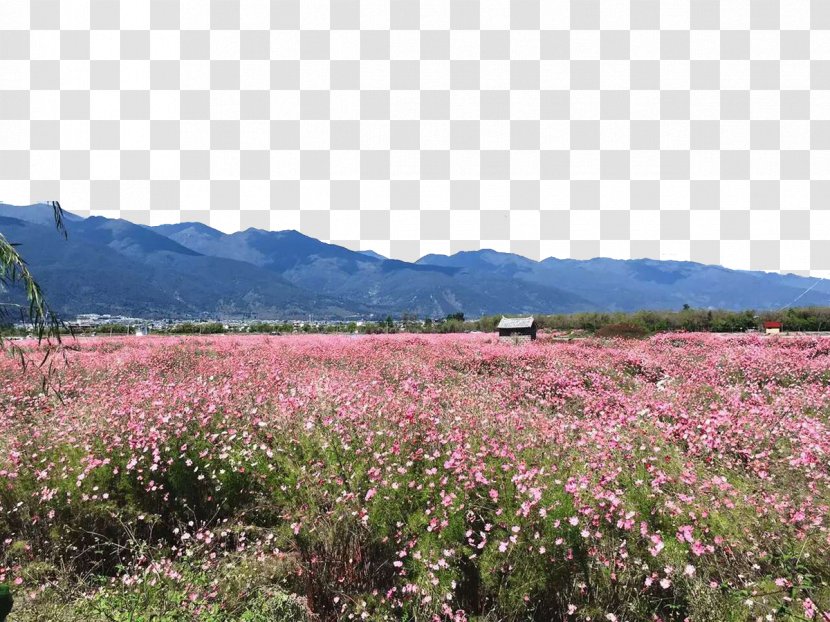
[763,321,782,335]
[497,316,537,342]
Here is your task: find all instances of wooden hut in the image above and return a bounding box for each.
[763,321,782,335]
[497,316,537,342]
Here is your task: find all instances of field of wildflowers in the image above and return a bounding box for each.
[1,333,829,621]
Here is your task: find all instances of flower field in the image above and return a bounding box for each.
[1,333,829,621]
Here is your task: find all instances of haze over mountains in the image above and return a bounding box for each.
[2,203,830,319]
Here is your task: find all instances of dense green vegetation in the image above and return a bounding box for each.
[366,306,828,335]
[230,307,830,336]
[4,306,830,339]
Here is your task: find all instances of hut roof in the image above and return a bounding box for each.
[497,316,535,329]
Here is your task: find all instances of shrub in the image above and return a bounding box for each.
[595,322,648,339]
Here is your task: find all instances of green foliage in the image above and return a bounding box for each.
[78,585,314,622]
[595,322,649,339]
[0,201,65,340]
[0,201,67,394]
[469,306,830,335]
[167,322,225,334]
[63,306,830,339]
[0,583,12,622]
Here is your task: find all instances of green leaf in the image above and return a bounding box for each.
[0,201,69,392]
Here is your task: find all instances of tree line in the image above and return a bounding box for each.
[4,307,830,338]
[474,306,830,334]
[244,307,830,335]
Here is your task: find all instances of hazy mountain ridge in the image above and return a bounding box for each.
[2,203,829,319]
[0,209,368,318]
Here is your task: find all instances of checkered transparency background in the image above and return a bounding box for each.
[2,1,830,276]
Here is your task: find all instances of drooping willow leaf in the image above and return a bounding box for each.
[0,201,70,393]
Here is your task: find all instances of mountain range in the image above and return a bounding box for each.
[2,203,829,319]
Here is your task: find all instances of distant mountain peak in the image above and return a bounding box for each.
[0,202,84,227]
[153,221,225,239]
[358,249,386,260]
[418,248,537,270]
